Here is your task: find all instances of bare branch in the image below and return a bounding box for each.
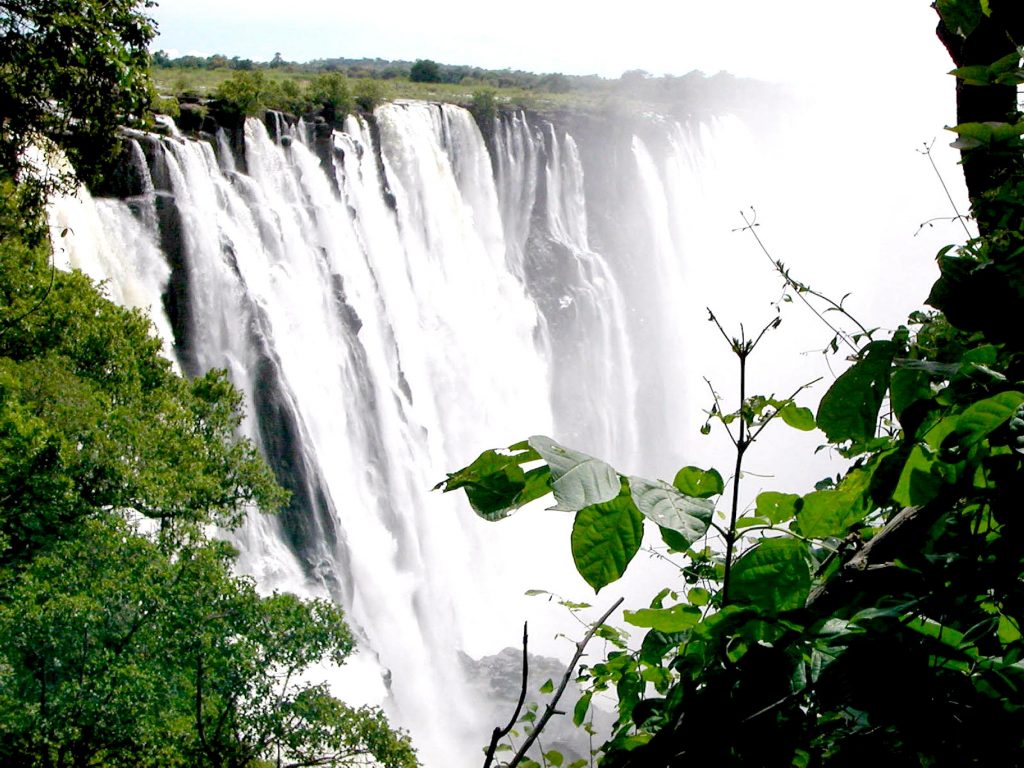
[506,598,625,768]
[483,622,529,768]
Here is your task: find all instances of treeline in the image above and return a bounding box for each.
[153,50,605,92]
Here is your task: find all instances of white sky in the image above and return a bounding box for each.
[153,1,949,85]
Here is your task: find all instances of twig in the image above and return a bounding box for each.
[483,622,529,768]
[918,140,973,240]
[506,598,625,768]
[736,208,866,352]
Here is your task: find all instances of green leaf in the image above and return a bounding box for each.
[629,476,713,546]
[935,0,982,38]
[816,340,897,445]
[539,678,554,694]
[890,368,932,422]
[796,468,871,538]
[729,538,811,613]
[779,403,816,431]
[544,751,564,767]
[672,465,725,498]
[573,691,593,726]
[437,443,549,520]
[893,445,942,507]
[659,526,692,552]
[529,435,620,512]
[951,391,1024,447]
[624,604,702,632]
[570,488,644,592]
[755,491,802,525]
[688,587,710,606]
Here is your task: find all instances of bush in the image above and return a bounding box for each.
[409,59,442,83]
[217,70,275,117]
[353,79,385,113]
[308,72,353,122]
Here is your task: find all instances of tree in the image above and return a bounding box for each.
[409,59,442,83]
[0,186,419,767]
[0,2,419,760]
[0,0,156,202]
[309,73,354,123]
[440,2,1024,764]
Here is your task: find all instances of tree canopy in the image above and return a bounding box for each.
[0,1,419,765]
[0,0,156,204]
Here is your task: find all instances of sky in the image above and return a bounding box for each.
[152,1,950,86]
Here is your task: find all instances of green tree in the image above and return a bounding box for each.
[0,0,155,202]
[308,72,354,123]
[441,2,1024,765]
[353,79,385,114]
[0,190,419,767]
[216,70,279,118]
[409,59,442,83]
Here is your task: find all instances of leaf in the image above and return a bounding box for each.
[893,445,942,507]
[951,391,1024,447]
[935,0,982,38]
[659,526,691,552]
[570,489,644,592]
[573,691,593,726]
[795,468,872,538]
[729,538,811,613]
[779,403,816,431]
[629,476,713,547]
[755,491,802,525]
[437,443,550,520]
[539,678,554,694]
[688,587,710,606]
[816,340,897,445]
[624,604,702,632]
[529,435,620,512]
[672,465,724,498]
[890,368,932,422]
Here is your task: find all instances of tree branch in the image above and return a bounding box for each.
[483,622,529,768]
[506,598,624,768]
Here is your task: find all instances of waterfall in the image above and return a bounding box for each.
[49,101,770,765]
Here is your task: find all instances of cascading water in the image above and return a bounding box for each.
[48,92,955,765]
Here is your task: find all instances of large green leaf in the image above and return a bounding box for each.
[672,466,724,498]
[795,467,872,538]
[570,489,644,592]
[755,491,802,525]
[437,442,550,520]
[629,476,713,546]
[624,604,702,633]
[817,340,897,445]
[529,435,620,512]
[729,538,811,613]
[893,445,942,507]
[951,391,1024,447]
[779,402,816,431]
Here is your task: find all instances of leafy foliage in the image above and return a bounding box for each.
[0,2,419,759]
[441,2,1024,764]
[0,191,419,766]
[0,0,156,203]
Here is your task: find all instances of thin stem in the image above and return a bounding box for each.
[721,350,749,606]
[738,209,865,351]
[483,622,529,768]
[704,376,737,447]
[506,598,624,768]
[920,139,973,240]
